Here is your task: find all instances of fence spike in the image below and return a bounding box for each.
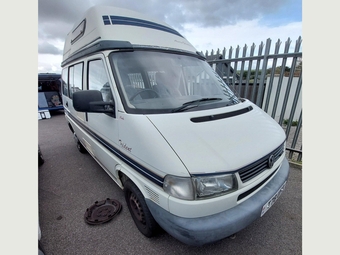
[259,41,264,55]
[222,47,226,58]
[243,44,248,57]
[295,36,302,52]
[235,45,240,58]
[275,38,282,48]
[275,39,282,54]
[284,38,292,53]
[228,46,233,59]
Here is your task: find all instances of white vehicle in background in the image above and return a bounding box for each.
[61,5,290,246]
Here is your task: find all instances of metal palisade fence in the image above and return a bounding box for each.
[205,37,302,165]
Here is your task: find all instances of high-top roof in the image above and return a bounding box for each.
[62,5,197,65]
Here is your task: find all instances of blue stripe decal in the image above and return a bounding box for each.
[102,15,111,25]
[101,15,184,38]
[66,111,164,187]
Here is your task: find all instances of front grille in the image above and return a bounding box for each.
[238,142,284,183]
[237,167,278,201]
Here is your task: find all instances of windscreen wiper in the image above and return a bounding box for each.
[172,97,222,113]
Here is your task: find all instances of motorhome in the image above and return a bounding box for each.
[61,5,290,246]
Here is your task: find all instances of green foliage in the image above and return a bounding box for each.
[240,70,262,80]
[283,119,299,126]
[240,66,292,80]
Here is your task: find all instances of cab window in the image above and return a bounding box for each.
[88,59,113,104]
[69,63,83,99]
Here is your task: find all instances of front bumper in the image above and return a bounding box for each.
[146,158,290,246]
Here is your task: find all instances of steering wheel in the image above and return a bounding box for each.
[129,89,160,101]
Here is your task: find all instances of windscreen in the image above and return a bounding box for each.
[110,50,239,114]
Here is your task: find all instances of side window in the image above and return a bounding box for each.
[69,63,83,98]
[61,68,68,97]
[88,59,112,103]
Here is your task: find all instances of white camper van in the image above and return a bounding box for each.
[61,6,290,246]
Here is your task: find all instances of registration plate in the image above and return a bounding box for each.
[261,181,286,217]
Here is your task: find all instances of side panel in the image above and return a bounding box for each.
[74,54,121,181]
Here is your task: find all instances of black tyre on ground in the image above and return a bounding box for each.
[38,146,45,166]
[124,180,160,237]
[77,141,87,154]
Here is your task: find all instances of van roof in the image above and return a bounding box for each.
[62,6,198,66]
[38,73,61,81]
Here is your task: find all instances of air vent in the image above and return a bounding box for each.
[190,106,253,123]
[145,185,160,204]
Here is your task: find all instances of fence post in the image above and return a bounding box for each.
[271,37,292,120]
[256,38,271,107]
[264,39,282,113]
[232,45,240,93]
[250,42,264,103]
[278,36,303,125]
[285,69,302,136]
[244,43,256,99]
[227,46,233,90]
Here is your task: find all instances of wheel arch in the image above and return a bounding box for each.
[118,168,148,196]
[117,166,160,200]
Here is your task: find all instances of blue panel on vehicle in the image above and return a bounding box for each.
[38,92,48,108]
[102,15,111,25]
[101,15,183,38]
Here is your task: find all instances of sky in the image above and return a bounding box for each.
[38,0,302,74]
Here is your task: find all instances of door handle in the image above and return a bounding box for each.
[66,101,68,107]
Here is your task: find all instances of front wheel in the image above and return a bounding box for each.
[124,180,160,237]
[77,141,87,154]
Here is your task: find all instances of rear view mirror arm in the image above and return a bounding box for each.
[89,101,115,115]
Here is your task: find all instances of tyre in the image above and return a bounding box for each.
[38,240,45,255]
[77,141,87,154]
[38,146,44,166]
[124,180,160,237]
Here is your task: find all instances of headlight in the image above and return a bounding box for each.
[163,175,195,200]
[163,173,237,200]
[193,174,237,199]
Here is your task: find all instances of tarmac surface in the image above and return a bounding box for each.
[38,111,302,255]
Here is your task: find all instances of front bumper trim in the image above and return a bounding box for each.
[146,158,290,246]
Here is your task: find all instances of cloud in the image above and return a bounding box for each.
[181,19,302,53]
[38,41,63,55]
[38,0,299,44]
[38,54,63,73]
[37,0,301,73]
[38,0,295,30]
[159,0,283,28]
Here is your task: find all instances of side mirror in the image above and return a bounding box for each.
[73,90,115,116]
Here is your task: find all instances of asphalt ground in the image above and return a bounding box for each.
[38,111,302,255]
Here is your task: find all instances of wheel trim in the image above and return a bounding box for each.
[129,193,146,224]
